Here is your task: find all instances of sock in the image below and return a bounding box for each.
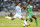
[35,19,38,26]
[26,18,31,22]
[24,20,27,25]
[7,17,11,20]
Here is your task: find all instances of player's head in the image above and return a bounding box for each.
[27,2,32,5]
[21,2,26,7]
[18,2,21,6]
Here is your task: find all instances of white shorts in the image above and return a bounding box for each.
[13,14,22,19]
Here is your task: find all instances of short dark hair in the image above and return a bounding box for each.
[18,1,21,4]
[19,1,21,3]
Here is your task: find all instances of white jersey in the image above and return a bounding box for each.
[15,5,21,15]
[13,5,22,18]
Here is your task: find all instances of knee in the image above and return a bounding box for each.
[32,15,37,19]
[31,20,33,22]
[30,19,33,22]
[30,18,33,22]
[34,17,37,20]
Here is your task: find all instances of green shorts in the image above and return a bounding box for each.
[27,13,34,18]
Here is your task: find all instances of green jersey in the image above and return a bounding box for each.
[27,4,34,18]
[27,4,32,13]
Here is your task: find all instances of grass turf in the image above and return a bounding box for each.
[0,16,40,27]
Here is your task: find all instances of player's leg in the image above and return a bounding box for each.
[21,18,27,25]
[29,18,33,22]
[29,14,33,22]
[19,15,30,27]
[32,15,38,26]
[6,16,15,20]
[6,14,17,20]
[26,13,33,22]
[26,16,33,22]
[26,13,31,22]
[19,15,27,25]
[11,14,17,20]
[6,17,12,20]
[21,18,30,27]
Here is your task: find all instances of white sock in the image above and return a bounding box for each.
[24,20,27,25]
[7,17,11,20]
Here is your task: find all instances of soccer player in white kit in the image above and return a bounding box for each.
[6,2,28,27]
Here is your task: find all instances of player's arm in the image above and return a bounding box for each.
[14,9,16,13]
[14,6,17,13]
[21,5,26,9]
[13,9,16,15]
[21,5,23,9]
[13,6,17,15]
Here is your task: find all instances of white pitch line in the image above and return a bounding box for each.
[0,22,40,26]
[0,23,35,25]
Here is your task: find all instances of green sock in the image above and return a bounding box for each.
[35,19,38,26]
[26,18,31,22]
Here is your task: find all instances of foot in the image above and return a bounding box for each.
[23,23,26,27]
[25,24,30,27]
[5,16,9,18]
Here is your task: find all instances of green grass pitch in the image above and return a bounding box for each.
[0,16,40,27]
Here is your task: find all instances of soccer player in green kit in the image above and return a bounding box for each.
[26,2,38,26]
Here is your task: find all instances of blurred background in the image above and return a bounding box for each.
[0,0,40,27]
[0,0,40,16]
